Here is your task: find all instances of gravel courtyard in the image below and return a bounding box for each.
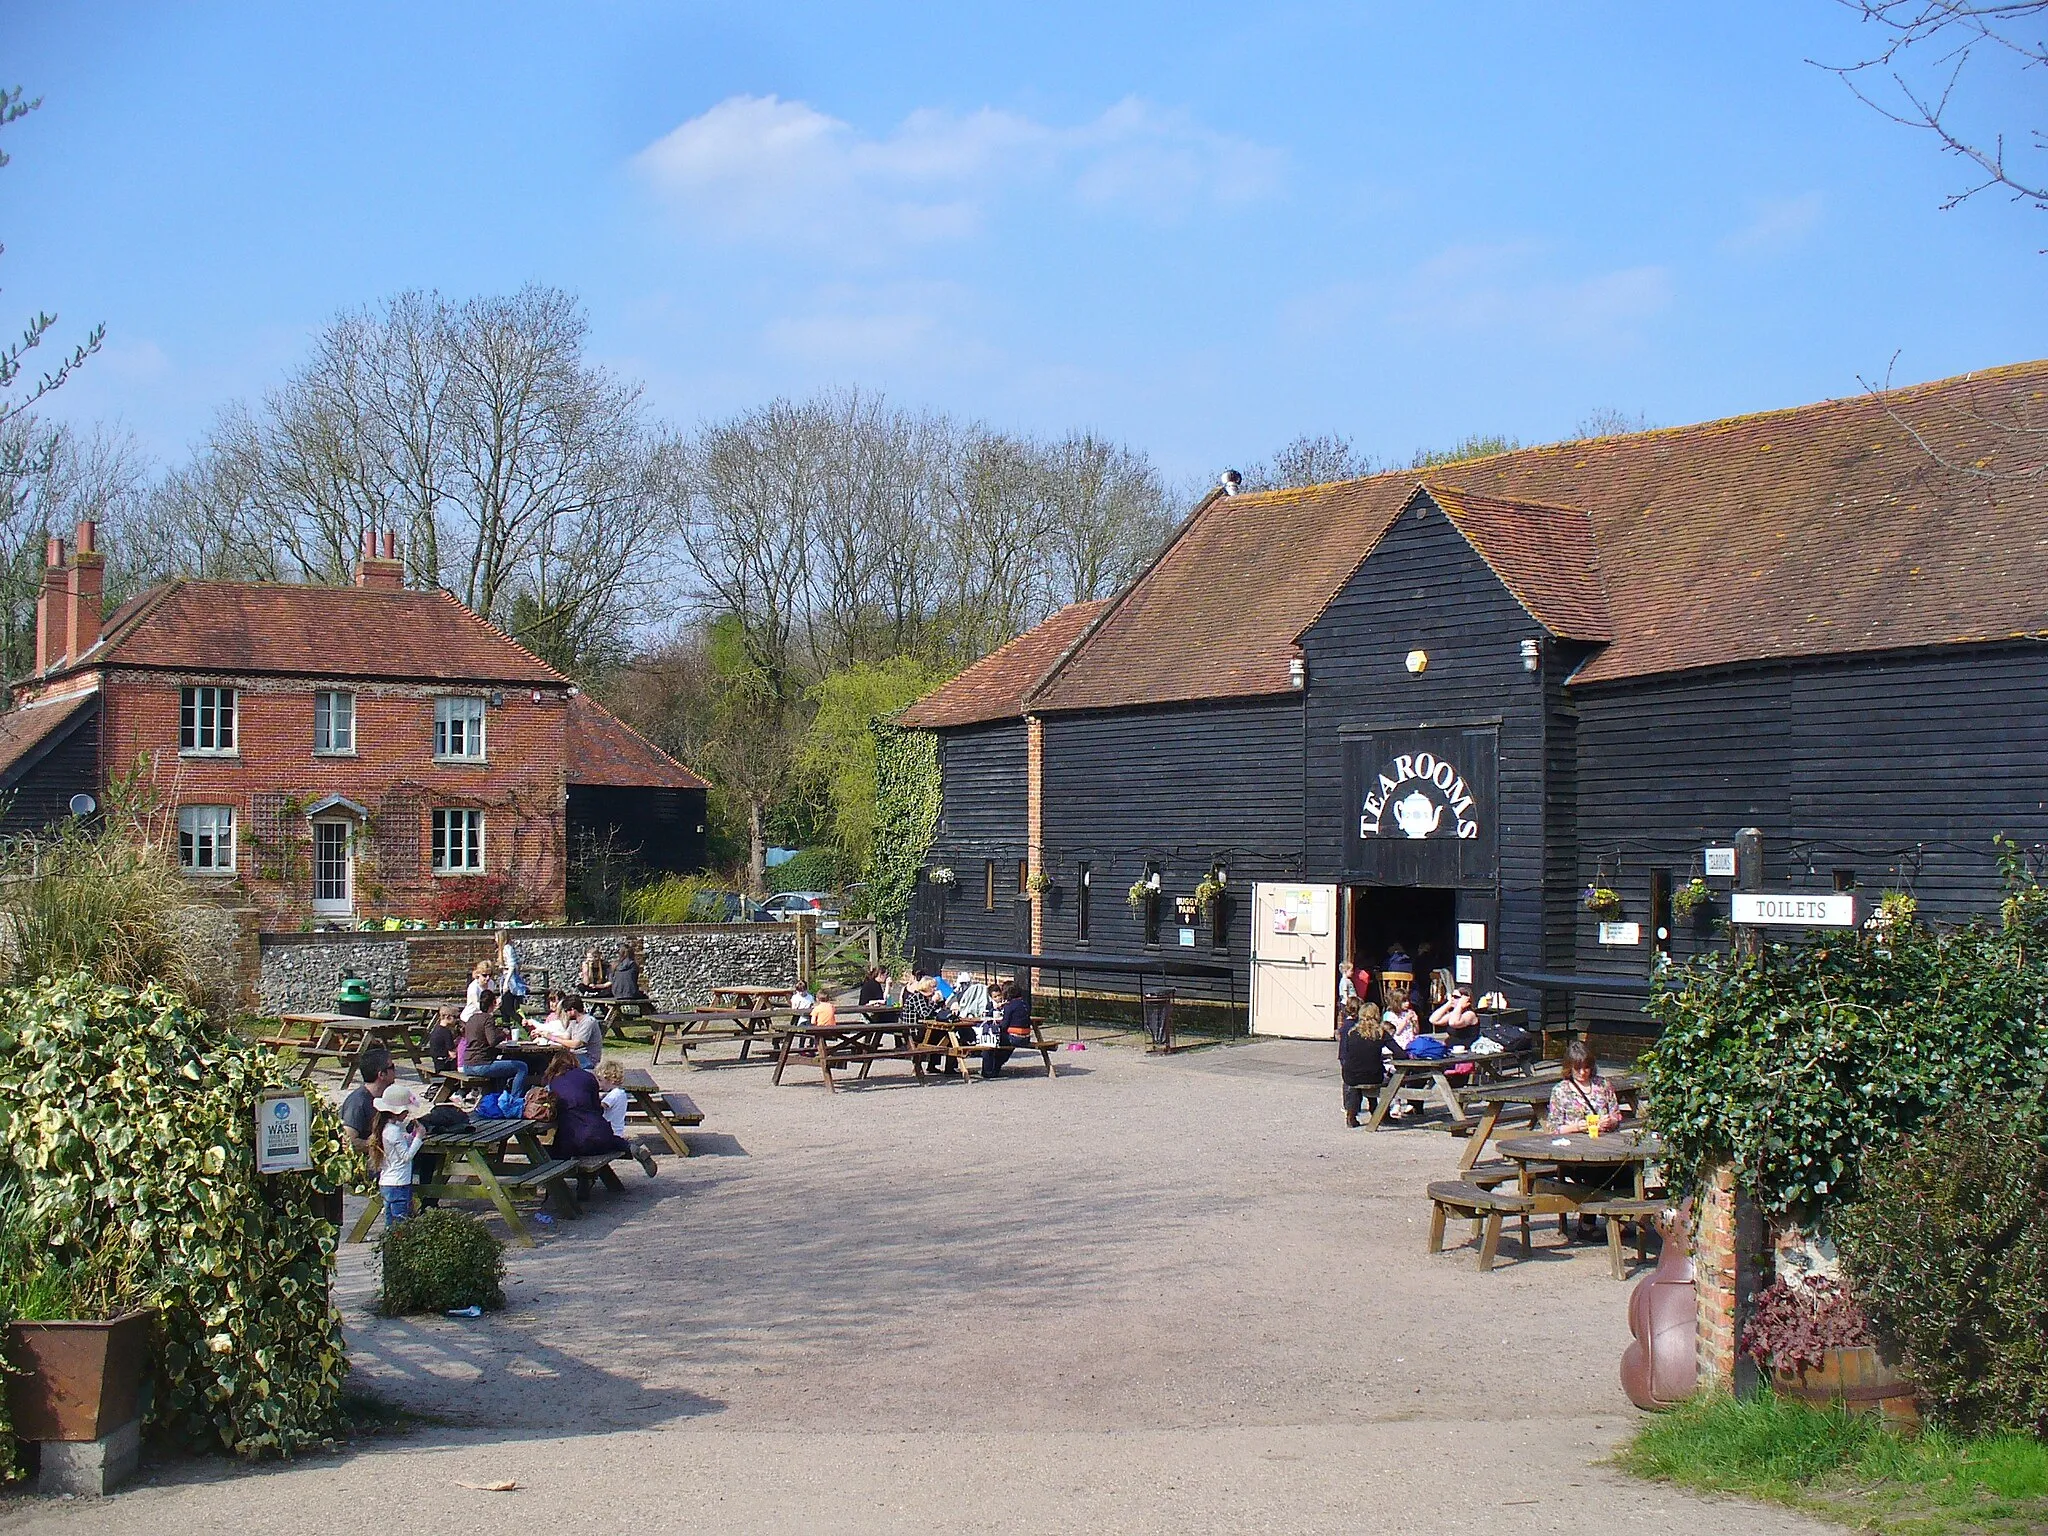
[3,1036,1825,1535]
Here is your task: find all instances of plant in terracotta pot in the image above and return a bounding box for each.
[1740,1274,1916,1425]
[0,1203,154,1471]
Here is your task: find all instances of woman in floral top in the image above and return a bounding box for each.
[1546,1040,1623,1132]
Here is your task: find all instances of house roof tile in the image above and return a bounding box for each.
[0,691,96,789]
[57,581,570,686]
[1030,360,2048,709]
[899,600,1110,728]
[566,694,708,790]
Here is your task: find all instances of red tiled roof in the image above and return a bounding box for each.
[1031,361,2048,708]
[59,582,569,686]
[0,691,95,787]
[567,694,707,790]
[1423,486,1610,642]
[899,600,1110,728]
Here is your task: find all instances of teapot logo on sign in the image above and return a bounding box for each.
[1361,752,1479,841]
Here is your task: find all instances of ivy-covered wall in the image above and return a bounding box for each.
[864,716,939,957]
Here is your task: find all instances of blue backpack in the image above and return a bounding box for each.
[1406,1036,1450,1060]
[477,1090,520,1119]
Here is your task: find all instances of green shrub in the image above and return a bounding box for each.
[767,847,853,894]
[1641,893,2048,1220]
[1834,1102,2048,1437]
[0,818,195,995]
[864,718,939,951]
[0,974,353,1466]
[375,1208,506,1316]
[623,873,724,924]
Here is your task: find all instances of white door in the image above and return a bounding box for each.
[1250,882,1339,1038]
[312,819,354,918]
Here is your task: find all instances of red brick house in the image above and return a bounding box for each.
[0,523,707,929]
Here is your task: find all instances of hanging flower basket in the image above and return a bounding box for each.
[928,866,957,887]
[1672,877,1712,920]
[1192,872,1227,915]
[1026,871,1053,896]
[1128,875,1159,910]
[1582,885,1623,917]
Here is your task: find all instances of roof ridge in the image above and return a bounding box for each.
[433,588,571,685]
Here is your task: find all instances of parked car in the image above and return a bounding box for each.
[760,891,841,931]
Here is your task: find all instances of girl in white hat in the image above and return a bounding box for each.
[368,1085,428,1229]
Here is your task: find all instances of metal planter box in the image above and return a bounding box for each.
[4,1310,152,1441]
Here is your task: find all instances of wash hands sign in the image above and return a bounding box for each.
[256,1092,314,1174]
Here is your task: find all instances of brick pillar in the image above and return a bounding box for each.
[1696,1164,1740,1389]
[1026,714,1044,983]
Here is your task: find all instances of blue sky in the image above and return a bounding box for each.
[6,2,2045,482]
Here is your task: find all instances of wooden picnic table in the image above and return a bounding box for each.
[390,996,459,1024]
[772,1019,938,1091]
[1447,1071,1643,1173]
[267,1013,424,1085]
[1365,1042,1539,1130]
[345,1116,574,1247]
[1497,1128,1664,1207]
[709,984,795,1011]
[620,1067,699,1156]
[650,1003,892,1067]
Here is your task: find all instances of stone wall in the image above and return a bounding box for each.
[175,903,262,1016]
[256,923,799,1015]
[258,936,408,1016]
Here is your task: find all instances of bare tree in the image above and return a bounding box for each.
[1038,430,1173,605]
[1243,432,1378,491]
[131,287,656,674]
[1571,408,1653,440]
[1822,1,2048,212]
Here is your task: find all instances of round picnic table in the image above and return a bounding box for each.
[1496,1128,1664,1201]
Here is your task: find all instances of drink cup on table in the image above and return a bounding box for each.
[1586,1112,1601,1138]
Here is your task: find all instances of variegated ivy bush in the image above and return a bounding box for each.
[0,974,354,1469]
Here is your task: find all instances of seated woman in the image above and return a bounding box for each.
[1546,1039,1624,1133]
[458,995,528,1099]
[578,945,610,995]
[426,1005,461,1075]
[978,980,1035,1079]
[546,1054,655,1175]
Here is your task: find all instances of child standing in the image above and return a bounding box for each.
[1337,1001,1385,1128]
[369,1085,427,1228]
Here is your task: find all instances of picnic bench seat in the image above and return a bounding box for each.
[661,1092,704,1125]
[565,1153,628,1198]
[1426,1179,1537,1272]
[1578,1195,1672,1280]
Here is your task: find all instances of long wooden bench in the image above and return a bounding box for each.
[565,1153,628,1199]
[1426,1180,1537,1272]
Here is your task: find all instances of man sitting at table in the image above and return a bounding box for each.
[458,994,529,1099]
[340,1047,398,1154]
[555,994,602,1070]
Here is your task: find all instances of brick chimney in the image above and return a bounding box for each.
[65,519,105,665]
[354,528,405,590]
[35,533,66,675]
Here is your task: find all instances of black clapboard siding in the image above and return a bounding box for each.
[0,697,99,837]
[1299,495,1564,1008]
[1035,697,1306,1000]
[929,721,1031,961]
[566,784,707,879]
[1568,641,2048,1027]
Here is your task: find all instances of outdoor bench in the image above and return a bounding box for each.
[1426,1179,1536,1272]
[1577,1195,1672,1280]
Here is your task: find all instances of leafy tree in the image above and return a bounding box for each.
[800,655,957,870]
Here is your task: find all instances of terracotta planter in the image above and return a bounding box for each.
[1773,1345,1919,1427]
[4,1311,152,1441]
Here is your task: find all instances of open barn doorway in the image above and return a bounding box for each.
[1348,886,1457,1009]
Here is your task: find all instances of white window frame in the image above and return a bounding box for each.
[313,690,356,755]
[311,817,354,915]
[431,808,485,874]
[433,696,487,762]
[179,686,238,756]
[177,805,236,874]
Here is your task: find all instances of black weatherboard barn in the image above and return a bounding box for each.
[903,361,2048,1036]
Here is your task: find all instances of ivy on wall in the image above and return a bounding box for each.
[863,715,940,954]
[1642,852,2048,1222]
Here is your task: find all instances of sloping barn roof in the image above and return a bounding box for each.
[1030,361,2048,709]
[566,694,708,790]
[899,600,1109,728]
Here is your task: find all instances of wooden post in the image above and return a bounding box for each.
[1733,826,1764,956]
[796,912,815,989]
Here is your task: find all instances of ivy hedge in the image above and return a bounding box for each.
[0,975,354,1470]
[1641,871,2048,1223]
[863,714,940,953]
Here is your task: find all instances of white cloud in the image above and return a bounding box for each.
[632,94,1282,255]
[1390,242,1673,348]
[1720,193,1824,257]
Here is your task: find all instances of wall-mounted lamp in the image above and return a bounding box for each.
[1288,656,1306,691]
[1520,637,1541,674]
[1405,649,1428,675]
[488,691,506,708]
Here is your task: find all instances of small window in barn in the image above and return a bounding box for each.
[179,686,237,755]
[434,696,487,761]
[431,808,485,873]
[1209,865,1229,952]
[1142,862,1160,946]
[314,690,355,754]
[1832,868,1858,892]
[983,859,996,911]
[1017,858,1029,896]
[1649,869,1672,955]
[177,805,235,873]
[1076,863,1091,941]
